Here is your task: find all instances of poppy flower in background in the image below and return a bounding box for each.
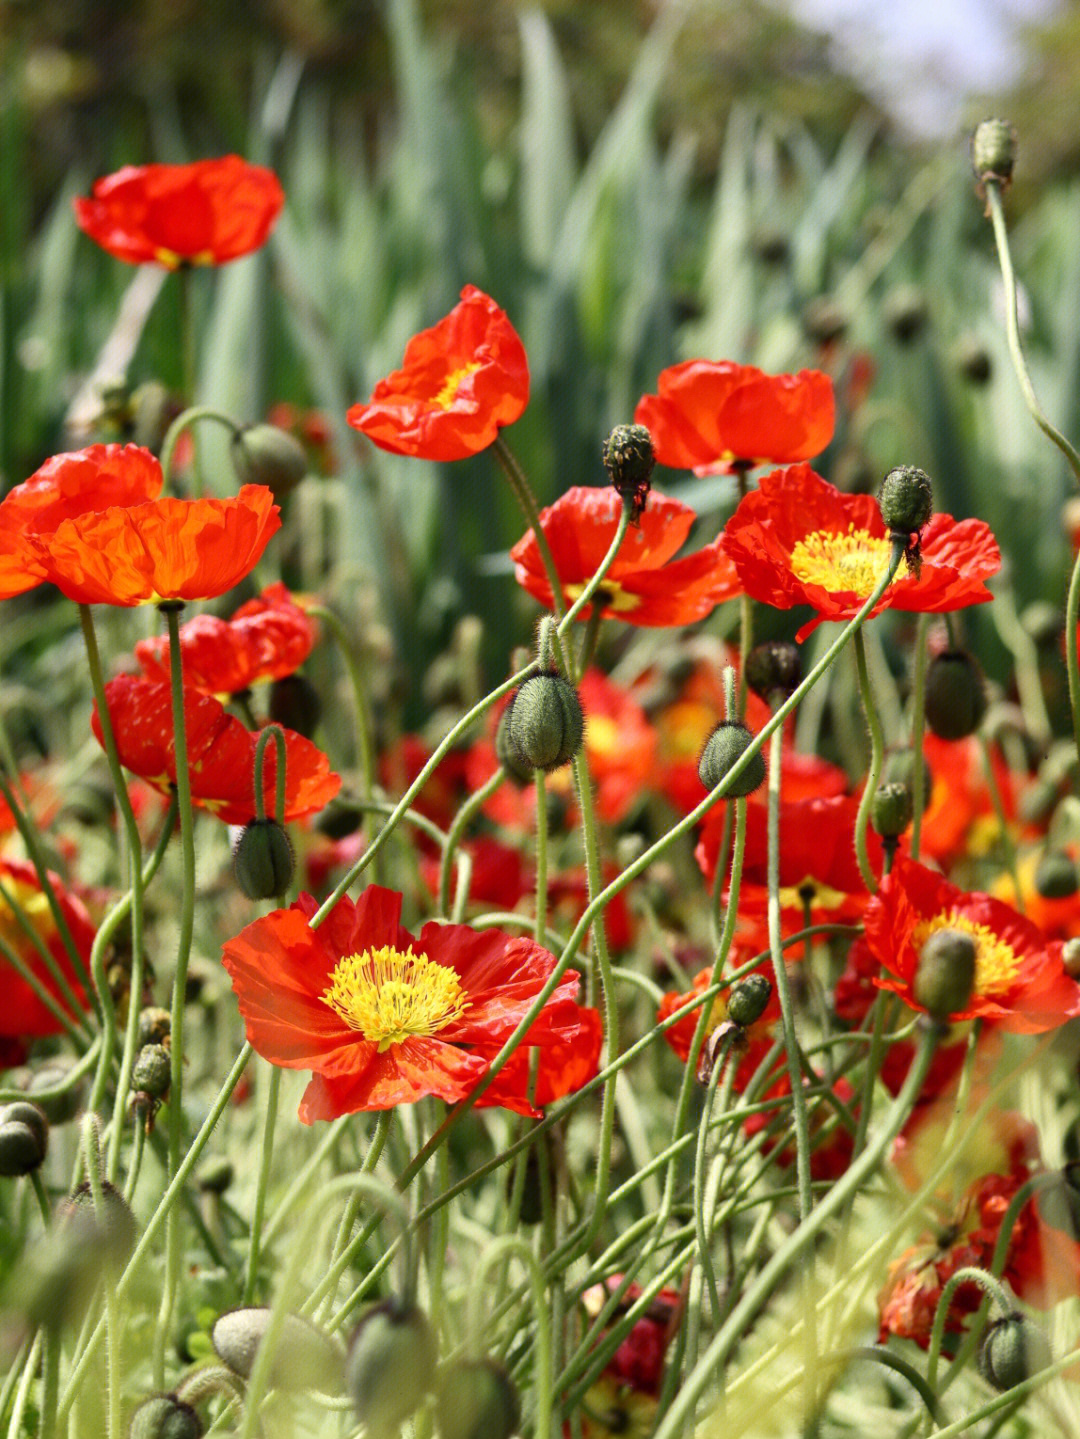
[91,676,340,825]
[347,285,529,461]
[134,583,317,697]
[722,464,1000,641]
[220,884,601,1121]
[634,360,835,473]
[863,855,1080,1032]
[73,157,284,269]
[511,486,741,626]
[0,859,95,1064]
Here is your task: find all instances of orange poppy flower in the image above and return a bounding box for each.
[134,583,317,697]
[634,360,834,473]
[220,885,601,1121]
[0,858,94,1061]
[722,463,1000,641]
[864,855,1080,1032]
[91,676,340,825]
[347,285,529,461]
[73,157,284,269]
[511,486,741,626]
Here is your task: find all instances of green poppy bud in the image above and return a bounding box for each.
[268,674,322,739]
[802,295,847,346]
[345,1298,437,1433]
[435,1358,520,1439]
[884,284,929,345]
[925,650,988,741]
[211,1307,341,1392]
[1035,850,1079,900]
[233,818,296,901]
[977,1313,1050,1391]
[602,424,656,521]
[231,423,308,500]
[129,1394,204,1439]
[871,781,914,839]
[972,119,1017,188]
[698,721,766,797]
[495,705,535,786]
[954,335,992,386]
[913,928,976,1021]
[60,1180,138,1269]
[131,1044,172,1101]
[507,672,584,773]
[745,641,802,706]
[18,1056,84,1125]
[726,973,773,1028]
[0,1101,49,1177]
[881,747,933,810]
[878,465,933,536]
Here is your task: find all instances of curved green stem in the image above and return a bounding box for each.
[493,435,566,620]
[306,603,378,806]
[852,626,885,893]
[554,501,632,641]
[252,723,287,823]
[159,404,242,494]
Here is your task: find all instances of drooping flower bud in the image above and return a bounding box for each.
[211,1307,341,1392]
[131,1044,172,1101]
[745,641,802,707]
[726,973,773,1028]
[913,928,976,1021]
[233,818,296,900]
[698,721,766,797]
[435,1358,521,1439]
[268,674,322,739]
[507,671,585,773]
[924,650,988,741]
[345,1298,437,1433]
[972,119,1017,190]
[197,1157,235,1195]
[494,704,535,785]
[977,1313,1050,1391]
[0,1101,49,1177]
[60,1180,138,1268]
[884,284,929,345]
[802,295,847,346]
[602,424,656,522]
[1035,850,1079,900]
[878,465,933,537]
[128,1393,204,1439]
[871,781,914,839]
[231,423,308,500]
[954,335,992,386]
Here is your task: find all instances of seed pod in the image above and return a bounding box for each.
[507,672,584,773]
[698,721,766,797]
[871,781,914,839]
[0,1101,49,1176]
[972,119,1017,188]
[602,424,656,521]
[726,974,772,1029]
[233,818,296,900]
[211,1308,341,1392]
[231,423,308,500]
[128,1393,204,1439]
[978,1312,1050,1391]
[131,1044,172,1101]
[345,1298,437,1434]
[913,928,976,1021]
[878,465,933,536]
[435,1358,520,1439]
[924,650,987,741]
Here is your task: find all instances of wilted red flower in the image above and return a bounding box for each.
[73,157,284,269]
[565,1279,682,1438]
[511,486,740,626]
[220,884,601,1121]
[864,855,1080,1032]
[722,464,1000,641]
[0,859,94,1063]
[347,285,529,461]
[91,676,340,824]
[635,361,834,473]
[134,583,316,696]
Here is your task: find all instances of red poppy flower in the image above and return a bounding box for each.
[346,285,529,461]
[0,859,94,1061]
[220,885,601,1121]
[634,360,835,473]
[863,855,1080,1032]
[91,676,340,824]
[722,464,1000,641]
[658,951,780,1065]
[134,583,317,696]
[73,157,284,269]
[511,486,740,627]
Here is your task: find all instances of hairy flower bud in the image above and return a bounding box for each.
[913,928,976,1021]
[972,119,1017,189]
[212,1308,341,1392]
[60,1180,138,1268]
[726,973,773,1028]
[231,423,308,500]
[878,465,933,536]
[345,1298,437,1433]
[871,781,914,839]
[924,650,988,741]
[131,1044,172,1101]
[0,1101,49,1177]
[602,424,656,521]
[494,705,535,785]
[268,674,322,739]
[698,721,766,797]
[129,1394,204,1439]
[507,671,585,773]
[745,641,802,706]
[435,1358,520,1439]
[233,818,296,900]
[1035,850,1079,901]
[978,1313,1050,1391]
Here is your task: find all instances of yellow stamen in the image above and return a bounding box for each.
[912,911,1021,998]
[778,878,849,912]
[563,579,641,614]
[790,524,909,597]
[321,945,467,1052]
[434,361,483,410]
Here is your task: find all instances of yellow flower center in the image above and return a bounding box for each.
[0,884,53,952]
[790,525,909,597]
[434,361,483,409]
[321,945,468,1052]
[563,579,641,614]
[778,878,849,912]
[912,911,1021,998]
